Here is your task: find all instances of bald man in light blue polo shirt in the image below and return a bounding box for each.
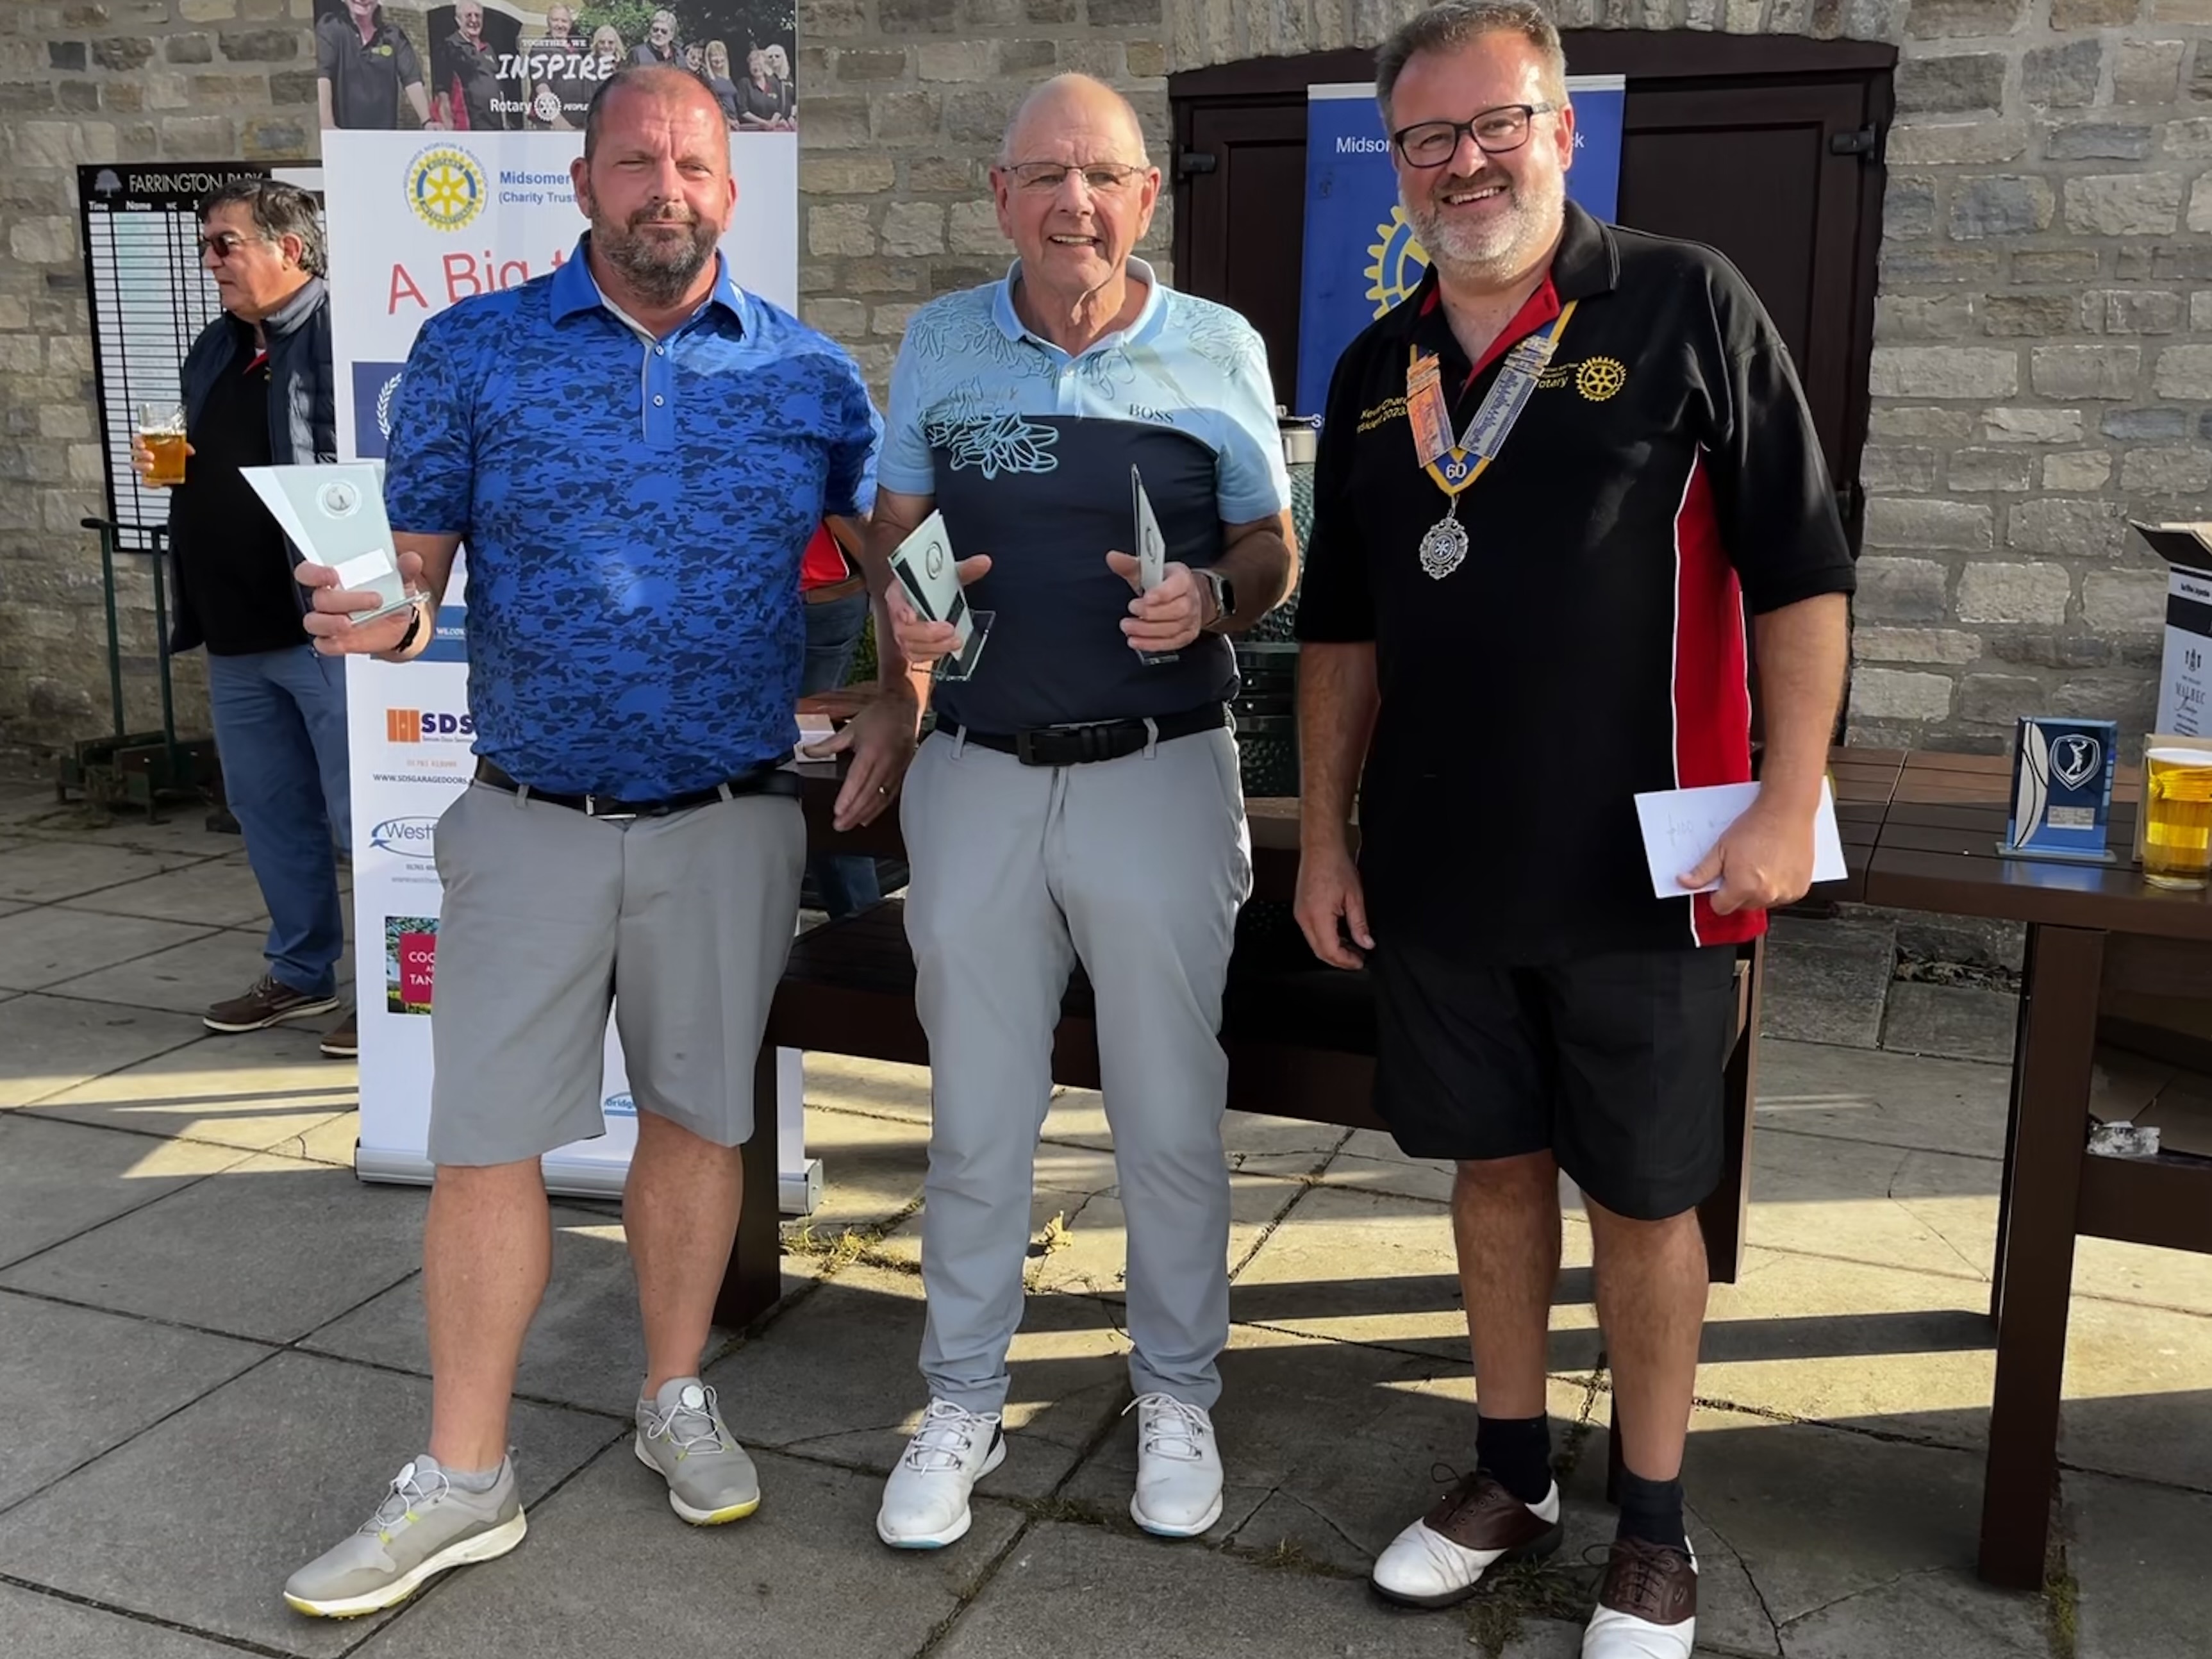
[864,73,1297,1555]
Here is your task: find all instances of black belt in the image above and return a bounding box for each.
[473,758,798,819]
[936,703,1228,767]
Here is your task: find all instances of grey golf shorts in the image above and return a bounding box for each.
[425,780,805,1167]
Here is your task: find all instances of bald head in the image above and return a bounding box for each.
[999,74,1150,168]
[583,63,725,162]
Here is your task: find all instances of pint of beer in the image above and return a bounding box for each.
[2142,747,2212,890]
[138,404,187,486]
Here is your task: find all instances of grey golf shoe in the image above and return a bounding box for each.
[284,1455,525,1619]
[635,1378,761,1524]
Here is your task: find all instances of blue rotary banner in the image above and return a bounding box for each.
[1294,78,1626,417]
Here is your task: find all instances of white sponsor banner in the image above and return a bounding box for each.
[327,128,806,1199]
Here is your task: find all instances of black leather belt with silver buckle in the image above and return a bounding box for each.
[936,703,1229,768]
[473,758,799,819]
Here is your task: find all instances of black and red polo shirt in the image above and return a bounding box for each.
[1296,201,1856,963]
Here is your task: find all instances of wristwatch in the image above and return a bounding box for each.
[1196,567,1236,633]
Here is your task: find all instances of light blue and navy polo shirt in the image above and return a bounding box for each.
[880,257,1290,733]
[384,236,880,798]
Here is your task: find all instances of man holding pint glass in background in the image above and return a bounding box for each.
[134,179,356,1060]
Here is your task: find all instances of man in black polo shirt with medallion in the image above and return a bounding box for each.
[317,0,437,131]
[1293,6,1853,1656]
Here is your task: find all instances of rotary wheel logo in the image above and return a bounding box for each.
[1363,208,1431,318]
[406,145,486,232]
[1575,356,1627,401]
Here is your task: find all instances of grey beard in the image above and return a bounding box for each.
[595,215,715,307]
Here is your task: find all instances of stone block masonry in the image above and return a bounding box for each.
[6,0,2212,757]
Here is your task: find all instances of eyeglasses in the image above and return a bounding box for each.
[196,230,258,261]
[1391,103,1555,169]
[1001,160,1150,196]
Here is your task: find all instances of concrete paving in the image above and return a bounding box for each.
[0,778,2207,1657]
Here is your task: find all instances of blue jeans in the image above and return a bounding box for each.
[802,587,882,918]
[204,645,351,999]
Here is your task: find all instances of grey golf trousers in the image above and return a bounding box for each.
[899,723,1252,1414]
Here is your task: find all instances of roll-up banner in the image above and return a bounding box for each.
[324,8,806,1204]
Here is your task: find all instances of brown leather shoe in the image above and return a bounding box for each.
[1370,1472,1563,1608]
[204,974,340,1034]
[1584,1537,1697,1657]
[319,1009,358,1060]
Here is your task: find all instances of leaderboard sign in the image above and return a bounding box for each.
[77,162,319,553]
[324,124,797,1195]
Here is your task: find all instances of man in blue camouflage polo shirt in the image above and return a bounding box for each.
[281,65,905,1616]
[867,74,1297,1553]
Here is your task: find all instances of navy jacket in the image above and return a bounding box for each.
[169,277,337,652]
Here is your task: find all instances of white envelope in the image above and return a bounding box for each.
[1633,778,1847,899]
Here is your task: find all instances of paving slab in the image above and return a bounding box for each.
[2072,1231,2212,1319]
[1314,1128,1458,1205]
[1745,1128,1999,1282]
[1660,1405,2045,1640]
[1226,1183,1601,1372]
[789,1096,929,1233]
[2065,1469,2212,1659]
[1881,981,2021,1065]
[0,1581,251,1659]
[2054,1297,2212,1492]
[0,906,219,993]
[0,1288,271,1510]
[1882,908,2027,974]
[802,1051,934,1123]
[1752,1039,2011,1161]
[0,1113,245,1270]
[40,928,352,1015]
[703,1263,1130,1498]
[933,1518,1577,1659]
[0,1151,426,1344]
[22,1024,358,1157]
[0,839,214,905]
[0,992,210,1110]
[307,1208,645,1413]
[1759,917,1895,1049]
[352,1443,1022,1659]
[59,856,273,928]
[1779,1564,2049,1657]
[0,1349,617,1659]
[1698,1248,1995,1447]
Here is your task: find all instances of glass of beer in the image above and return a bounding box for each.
[2142,747,2212,890]
[138,403,187,485]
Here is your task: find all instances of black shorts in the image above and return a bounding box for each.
[1367,938,1740,1221]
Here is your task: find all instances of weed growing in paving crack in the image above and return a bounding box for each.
[1458,1557,1593,1657]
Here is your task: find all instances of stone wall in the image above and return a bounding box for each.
[5,0,2211,758]
[0,0,322,752]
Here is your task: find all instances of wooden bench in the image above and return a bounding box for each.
[716,886,1766,1502]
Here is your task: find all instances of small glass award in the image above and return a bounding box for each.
[242,463,416,625]
[1132,464,1176,666]
[2000,715,2118,864]
[888,508,990,682]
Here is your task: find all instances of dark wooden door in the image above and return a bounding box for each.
[1171,35,1896,546]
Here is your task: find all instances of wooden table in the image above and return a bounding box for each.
[780,740,2207,1587]
[1829,748,2212,1588]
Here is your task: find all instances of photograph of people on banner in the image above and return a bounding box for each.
[313,0,798,133]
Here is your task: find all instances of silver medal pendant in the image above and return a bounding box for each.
[1418,510,1469,580]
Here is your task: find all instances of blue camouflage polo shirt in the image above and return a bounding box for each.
[881,257,1290,732]
[384,237,879,797]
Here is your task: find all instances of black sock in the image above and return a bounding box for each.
[1615,1467,1688,1553]
[1474,1413,1552,1506]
